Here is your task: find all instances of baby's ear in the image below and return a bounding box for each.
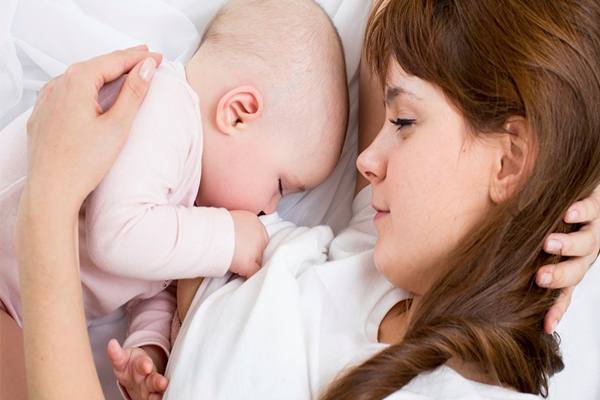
[215,85,263,135]
[489,116,536,204]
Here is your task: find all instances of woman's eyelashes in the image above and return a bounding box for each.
[389,117,417,131]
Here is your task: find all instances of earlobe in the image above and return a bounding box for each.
[489,117,535,204]
[215,85,263,136]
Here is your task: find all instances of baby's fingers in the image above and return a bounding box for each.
[133,355,155,384]
[107,339,128,373]
[146,372,169,394]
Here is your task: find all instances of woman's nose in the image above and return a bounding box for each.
[357,143,386,184]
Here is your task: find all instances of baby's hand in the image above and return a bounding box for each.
[230,210,269,277]
[107,339,168,400]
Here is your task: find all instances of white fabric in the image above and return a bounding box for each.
[165,187,539,400]
[165,186,410,399]
[385,366,540,400]
[1,1,598,399]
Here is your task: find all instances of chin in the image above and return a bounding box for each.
[373,244,389,274]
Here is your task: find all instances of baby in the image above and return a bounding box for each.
[0,0,347,398]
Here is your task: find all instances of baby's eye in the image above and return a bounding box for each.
[278,179,284,196]
[389,118,416,131]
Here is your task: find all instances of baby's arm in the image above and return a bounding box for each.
[85,72,236,280]
[108,286,176,400]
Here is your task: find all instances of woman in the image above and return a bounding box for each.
[324,0,600,397]
[13,2,599,400]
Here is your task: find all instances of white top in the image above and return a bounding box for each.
[387,366,540,399]
[164,186,539,399]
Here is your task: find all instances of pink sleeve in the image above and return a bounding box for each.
[122,286,177,356]
[117,286,177,400]
[85,69,235,280]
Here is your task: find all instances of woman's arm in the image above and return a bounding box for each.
[15,46,161,399]
[17,192,101,399]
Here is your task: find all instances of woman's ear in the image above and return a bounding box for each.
[489,117,535,204]
[215,86,263,136]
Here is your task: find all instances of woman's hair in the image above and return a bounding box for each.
[323,0,600,398]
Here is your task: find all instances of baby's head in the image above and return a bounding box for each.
[188,0,348,214]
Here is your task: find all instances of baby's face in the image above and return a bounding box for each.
[196,127,340,215]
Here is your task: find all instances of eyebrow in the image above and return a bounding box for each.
[384,85,422,105]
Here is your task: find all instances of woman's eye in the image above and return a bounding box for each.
[278,179,283,196]
[389,118,416,131]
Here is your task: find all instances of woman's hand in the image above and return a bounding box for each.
[25,45,162,213]
[538,185,600,333]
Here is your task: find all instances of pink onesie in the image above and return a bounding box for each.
[0,60,234,356]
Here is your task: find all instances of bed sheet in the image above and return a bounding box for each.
[1,1,598,399]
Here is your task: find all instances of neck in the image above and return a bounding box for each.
[378,295,418,344]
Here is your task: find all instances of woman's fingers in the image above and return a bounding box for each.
[102,57,157,132]
[565,186,600,224]
[544,223,599,257]
[537,256,591,289]
[80,47,162,93]
[544,287,574,334]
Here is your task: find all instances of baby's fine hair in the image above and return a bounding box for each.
[200,0,348,136]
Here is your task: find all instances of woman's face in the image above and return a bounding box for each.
[357,62,499,295]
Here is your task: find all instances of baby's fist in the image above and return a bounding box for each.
[107,339,168,400]
[230,210,268,277]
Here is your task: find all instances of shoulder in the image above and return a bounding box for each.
[130,60,202,147]
[136,60,200,126]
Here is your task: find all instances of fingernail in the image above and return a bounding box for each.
[551,320,559,333]
[539,271,553,286]
[566,209,579,222]
[139,58,156,82]
[546,239,562,252]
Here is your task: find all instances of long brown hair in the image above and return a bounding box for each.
[323,0,600,398]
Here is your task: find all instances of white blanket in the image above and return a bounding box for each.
[1,1,598,399]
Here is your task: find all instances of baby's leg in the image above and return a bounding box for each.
[0,308,27,398]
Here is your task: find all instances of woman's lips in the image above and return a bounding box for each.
[373,205,390,220]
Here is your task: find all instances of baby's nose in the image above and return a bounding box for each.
[261,197,280,215]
